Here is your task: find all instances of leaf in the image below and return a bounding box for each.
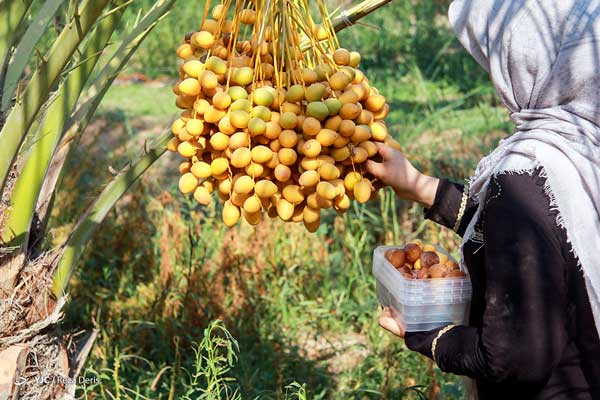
[35,0,175,234]
[1,0,64,112]
[0,1,127,247]
[64,0,176,136]
[51,130,170,297]
[0,0,113,193]
[0,0,34,78]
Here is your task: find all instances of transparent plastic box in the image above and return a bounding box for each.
[373,245,472,332]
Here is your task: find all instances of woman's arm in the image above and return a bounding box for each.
[366,143,440,208]
[366,143,477,235]
[403,174,570,387]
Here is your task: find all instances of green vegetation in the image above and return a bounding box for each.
[0,1,175,398]
[100,84,177,119]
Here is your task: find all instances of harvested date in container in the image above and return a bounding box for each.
[372,243,472,332]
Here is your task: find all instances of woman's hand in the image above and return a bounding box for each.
[366,143,440,208]
[379,307,406,338]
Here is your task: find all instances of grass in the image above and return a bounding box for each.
[99,83,178,120]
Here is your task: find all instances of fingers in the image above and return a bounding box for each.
[379,316,405,338]
[366,160,386,180]
[378,307,405,337]
[374,142,395,160]
[381,306,393,318]
[379,316,403,337]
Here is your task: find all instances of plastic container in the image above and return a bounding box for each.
[373,245,472,332]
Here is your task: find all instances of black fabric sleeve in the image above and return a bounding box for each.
[403,326,444,359]
[423,178,478,236]
[405,174,570,387]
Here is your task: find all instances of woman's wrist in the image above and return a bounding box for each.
[416,175,440,208]
[396,174,439,208]
[394,174,440,208]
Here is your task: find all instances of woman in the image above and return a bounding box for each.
[366,0,600,399]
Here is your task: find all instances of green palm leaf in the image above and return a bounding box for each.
[52,130,170,297]
[35,0,175,236]
[0,0,34,79]
[0,0,112,193]
[0,2,127,247]
[1,0,65,112]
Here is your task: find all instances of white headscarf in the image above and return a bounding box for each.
[448,0,600,335]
